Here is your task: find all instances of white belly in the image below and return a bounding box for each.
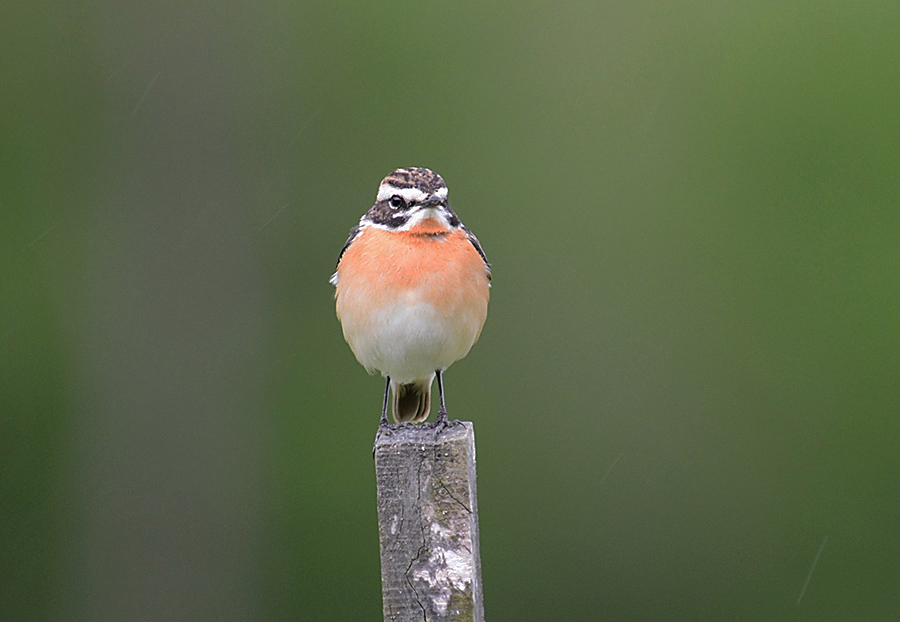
[343,296,479,383]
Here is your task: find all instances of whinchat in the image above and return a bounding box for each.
[331,167,490,425]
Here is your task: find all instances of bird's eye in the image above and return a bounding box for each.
[388,195,405,209]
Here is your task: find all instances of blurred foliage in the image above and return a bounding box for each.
[3,1,899,620]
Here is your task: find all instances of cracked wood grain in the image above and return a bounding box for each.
[374,421,485,622]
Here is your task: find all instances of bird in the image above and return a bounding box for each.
[331,167,491,426]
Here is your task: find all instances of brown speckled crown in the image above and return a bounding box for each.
[379,167,446,196]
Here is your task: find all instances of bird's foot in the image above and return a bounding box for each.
[431,408,454,434]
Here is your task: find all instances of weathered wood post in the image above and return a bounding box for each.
[374,421,485,622]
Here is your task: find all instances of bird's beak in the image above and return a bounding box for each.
[420,195,445,209]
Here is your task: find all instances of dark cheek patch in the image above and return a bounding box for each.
[365,200,411,228]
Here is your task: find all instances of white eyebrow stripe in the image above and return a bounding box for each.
[376,185,428,202]
[376,184,447,203]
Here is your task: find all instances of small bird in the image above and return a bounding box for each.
[331,167,491,425]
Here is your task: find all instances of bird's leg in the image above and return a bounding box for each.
[380,376,390,427]
[435,370,449,426]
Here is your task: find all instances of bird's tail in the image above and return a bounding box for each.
[391,378,432,423]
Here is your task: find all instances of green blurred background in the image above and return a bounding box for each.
[3,1,899,620]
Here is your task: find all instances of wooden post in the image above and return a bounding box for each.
[374,421,485,622]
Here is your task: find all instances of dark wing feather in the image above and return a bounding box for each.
[330,224,362,286]
[336,224,361,266]
[463,226,491,281]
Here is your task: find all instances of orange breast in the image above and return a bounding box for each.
[337,225,489,312]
